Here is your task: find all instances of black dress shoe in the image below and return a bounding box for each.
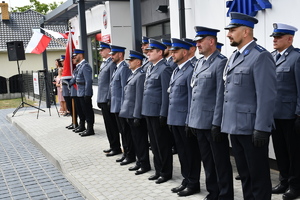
[81,131,95,137]
[283,188,300,200]
[67,125,75,129]
[155,176,171,184]
[103,148,112,153]
[128,165,140,171]
[116,155,126,162]
[65,124,73,129]
[148,174,160,180]
[272,183,289,194]
[106,150,122,157]
[120,158,135,166]
[75,127,86,133]
[177,187,200,197]
[135,167,150,175]
[171,184,186,193]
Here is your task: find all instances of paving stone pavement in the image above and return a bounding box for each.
[0,108,84,200]
[3,107,286,200]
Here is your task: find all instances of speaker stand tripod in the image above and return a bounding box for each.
[36,70,59,119]
[12,60,45,117]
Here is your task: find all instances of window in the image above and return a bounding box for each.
[89,34,102,83]
[146,21,170,39]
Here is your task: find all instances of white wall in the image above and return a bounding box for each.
[69,1,132,110]
[70,1,132,54]
[170,0,300,59]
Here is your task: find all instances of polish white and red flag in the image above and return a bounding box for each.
[41,28,68,39]
[62,31,75,79]
[25,31,51,54]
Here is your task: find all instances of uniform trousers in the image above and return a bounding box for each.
[145,116,172,178]
[272,118,300,190]
[73,96,85,123]
[97,103,120,151]
[127,118,150,169]
[210,133,234,200]
[230,134,271,200]
[171,126,200,190]
[192,129,219,200]
[78,96,94,124]
[114,114,135,160]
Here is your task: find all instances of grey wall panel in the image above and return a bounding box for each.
[141,0,170,25]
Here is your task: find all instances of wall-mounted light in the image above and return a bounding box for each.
[156,5,168,13]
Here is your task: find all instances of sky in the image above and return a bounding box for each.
[7,0,67,10]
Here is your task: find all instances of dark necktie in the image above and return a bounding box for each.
[173,67,179,78]
[276,53,281,61]
[233,51,240,62]
[202,59,206,65]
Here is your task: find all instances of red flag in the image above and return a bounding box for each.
[62,32,75,79]
[25,31,51,54]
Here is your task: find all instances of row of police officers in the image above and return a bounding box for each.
[69,11,300,200]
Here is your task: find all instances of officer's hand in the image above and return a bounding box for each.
[252,130,270,147]
[211,125,226,142]
[185,124,193,137]
[133,118,141,127]
[294,116,300,135]
[159,116,167,127]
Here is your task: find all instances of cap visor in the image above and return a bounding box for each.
[169,47,181,51]
[146,46,155,50]
[270,32,286,37]
[125,57,135,60]
[193,36,204,41]
[224,24,240,30]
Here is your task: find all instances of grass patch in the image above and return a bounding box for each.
[0,98,38,109]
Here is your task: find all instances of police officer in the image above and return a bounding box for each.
[182,38,198,66]
[109,45,134,164]
[70,55,86,134]
[216,42,224,52]
[222,12,277,200]
[187,26,232,200]
[141,36,152,71]
[167,38,201,196]
[162,38,177,70]
[119,50,151,175]
[97,42,121,155]
[142,39,173,184]
[72,49,95,137]
[270,23,300,200]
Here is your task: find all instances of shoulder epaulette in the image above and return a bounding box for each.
[271,50,276,55]
[217,54,226,59]
[164,60,170,66]
[294,48,300,53]
[255,45,266,52]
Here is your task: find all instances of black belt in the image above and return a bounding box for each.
[76,82,85,85]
